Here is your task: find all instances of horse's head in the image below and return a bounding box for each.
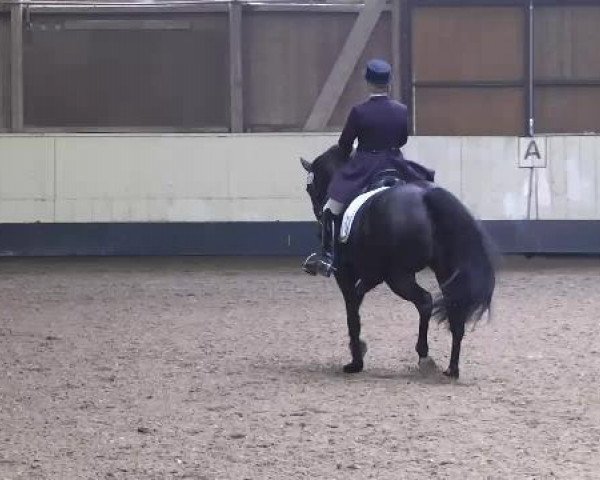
[300,145,346,220]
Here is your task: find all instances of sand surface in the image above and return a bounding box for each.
[1,256,599,479]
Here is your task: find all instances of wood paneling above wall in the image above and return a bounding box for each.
[0,13,10,130]
[536,86,600,134]
[534,6,600,133]
[243,11,355,131]
[23,13,229,129]
[411,6,525,135]
[534,6,600,81]
[415,87,524,136]
[330,14,392,128]
[0,2,597,135]
[413,7,524,82]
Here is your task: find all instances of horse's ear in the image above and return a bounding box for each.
[300,157,312,172]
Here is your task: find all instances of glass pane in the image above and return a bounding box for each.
[413,7,524,82]
[24,13,229,129]
[535,86,600,134]
[415,87,524,136]
[535,7,600,81]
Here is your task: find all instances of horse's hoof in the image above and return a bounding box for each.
[343,362,363,374]
[443,367,459,379]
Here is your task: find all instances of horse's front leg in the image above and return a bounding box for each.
[335,269,366,373]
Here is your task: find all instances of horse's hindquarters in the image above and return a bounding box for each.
[347,186,434,275]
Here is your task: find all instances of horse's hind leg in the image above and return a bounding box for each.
[385,274,433,361]
[335,271,367,373]
[445,309,465,379]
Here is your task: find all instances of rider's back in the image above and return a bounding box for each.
[342,96,408,155]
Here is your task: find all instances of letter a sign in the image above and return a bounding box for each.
[519,137,547,168]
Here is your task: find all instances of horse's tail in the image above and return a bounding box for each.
[423,187,497,327]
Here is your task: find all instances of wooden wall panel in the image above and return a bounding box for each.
[536,87,600,134]
[23,13,229,129]
[415,87,524,136]
[413,7,524,82]
[329,13,392,128]
[244,11,354,131]
[0,13,10,130]
[535,7,600,81]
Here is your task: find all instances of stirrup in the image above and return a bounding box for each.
[302,253,319,276]
[317,254,335,277]
[302,253,335,277]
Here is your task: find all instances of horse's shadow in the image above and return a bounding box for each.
[261,357,473,387]
[365,360,474,387]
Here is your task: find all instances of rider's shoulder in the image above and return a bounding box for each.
[353,97,407,116]
[389,99,408,110]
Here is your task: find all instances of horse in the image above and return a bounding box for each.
[300,146,496,378]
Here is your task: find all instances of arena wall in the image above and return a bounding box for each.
[0,134,599,255]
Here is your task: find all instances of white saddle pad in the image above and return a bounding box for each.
[339,187,389,244]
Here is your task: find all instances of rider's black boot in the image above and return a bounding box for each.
[302,210,339,277]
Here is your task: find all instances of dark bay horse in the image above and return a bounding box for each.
[300,146,496,378]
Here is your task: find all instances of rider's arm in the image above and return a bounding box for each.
[338,107,359,159]
[399,104,409,147]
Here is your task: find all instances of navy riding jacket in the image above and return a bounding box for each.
[328,95,415,205]
[338,95,409,157]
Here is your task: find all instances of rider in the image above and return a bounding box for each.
[303,58,410,277]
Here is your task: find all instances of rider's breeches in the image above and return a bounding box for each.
[323,198,344,215]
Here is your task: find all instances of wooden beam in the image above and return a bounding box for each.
[245,4,384,13]
[229,0,244,133]
[391,0,401,100]
[20,126,230,134]
[400,0,413,133]
[10,3,23,131]
[26,4,229,14]
[63,19,193,31]
[304,0,387,131]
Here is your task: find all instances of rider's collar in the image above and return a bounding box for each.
[370,93,388,98]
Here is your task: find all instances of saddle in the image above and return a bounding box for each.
[360,169,405,195]
[338,170,402,244]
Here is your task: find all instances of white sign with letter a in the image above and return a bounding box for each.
[519,137,547,168]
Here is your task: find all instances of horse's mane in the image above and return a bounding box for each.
[312,145,347,173]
